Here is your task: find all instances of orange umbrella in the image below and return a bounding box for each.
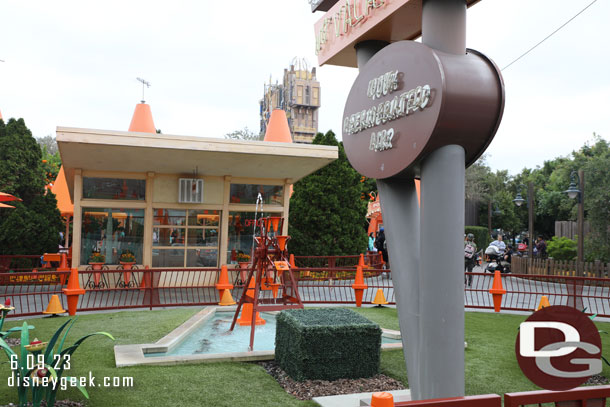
[0,202,15,208]
[0,192,21,202]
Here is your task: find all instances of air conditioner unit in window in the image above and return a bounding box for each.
[178,178,204,203]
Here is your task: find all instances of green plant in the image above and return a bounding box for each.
[119,250,135,263]
[547,236,577,260]
[236,252,251,262]
[0,318,114,407]
[89,252,105,263]
[465,226,491,252]
[276,308,381,381]
[0,302,33,340]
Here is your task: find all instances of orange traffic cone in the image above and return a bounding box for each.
[269,216,281,233]
[372,289,388,306]
[276,235,289,251]
[358,253,365,268]
[215,265,234,298]
[237,278,266,326]
[62,268,86,316]
[537,295,550,311]
[43,295,66,315]
[352,266,368,307]
[371,392,394,407]
[289,254,297,269]
[218,289,236,306]
[489,270,506,313]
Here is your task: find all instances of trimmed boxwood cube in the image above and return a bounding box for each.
[275,308,382,381]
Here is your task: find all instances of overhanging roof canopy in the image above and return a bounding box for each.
[56,127,338,199]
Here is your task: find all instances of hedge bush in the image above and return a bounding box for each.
[465,226,490,252]
[547,236,577,260]
[275,308,381,381]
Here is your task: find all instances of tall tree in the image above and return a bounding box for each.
[0,118,63,255]
[288,130,368,256]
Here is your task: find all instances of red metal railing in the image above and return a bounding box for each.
[0,255,44,272]
[3,268,610,318]
[293,253,383,268]
[395,394,501,406]
[464,272,610,316]
[504,385,610,406]
[0,270,70,317]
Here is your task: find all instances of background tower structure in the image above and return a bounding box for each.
[260,58,320,144]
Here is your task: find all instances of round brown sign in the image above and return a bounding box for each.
[342,41,504,179]
[515,305,602,391]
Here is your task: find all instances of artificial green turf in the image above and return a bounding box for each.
[2,307,610,406]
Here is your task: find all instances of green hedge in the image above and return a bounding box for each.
[466,226,490,252]
[275,308,381,381]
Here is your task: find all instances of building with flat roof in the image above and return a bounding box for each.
[56,103,337,270]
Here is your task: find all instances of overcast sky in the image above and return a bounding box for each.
[1,0,608,175]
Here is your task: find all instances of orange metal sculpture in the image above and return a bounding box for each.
[229,216,304,350]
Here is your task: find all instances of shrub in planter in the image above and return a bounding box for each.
[275,308,381,381]
[547,236,577,261]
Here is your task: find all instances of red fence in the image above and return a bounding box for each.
[464,272,610,315]
[0,255,44,272]
[2,267,610,319]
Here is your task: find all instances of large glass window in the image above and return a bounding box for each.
[152,209,220,268]
[229,184,283,205]
[80,208,144,265]
[226,211,281,264]
[83,177,145,200]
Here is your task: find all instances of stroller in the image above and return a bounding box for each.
[484,245,511,274]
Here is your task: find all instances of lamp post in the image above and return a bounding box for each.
[514,183,534,259]
[564,170,585,275]
[487,201,502,238]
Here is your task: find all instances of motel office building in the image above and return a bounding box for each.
[56,126,337,271]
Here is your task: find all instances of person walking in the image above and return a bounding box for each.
[368,232,376,252]
[375,227,389,269]
[535,235,547,258]
[464,233,477,287]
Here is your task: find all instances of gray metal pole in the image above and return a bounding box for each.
[527,181,536,260]
[419,0,466,399]
[354,40,422,397]
[577,169,585,272]
[377,178,421,399]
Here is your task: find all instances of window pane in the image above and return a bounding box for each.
[226,212,281,263]
[187,229,218,247]
[187,210,220,226]
[81,208,144,265]
[83,178,145,200]
[153,209,186,226]
[153,228,185,246]
[152,248,185,267]
[229,184,283,205]
[186,249,218,268]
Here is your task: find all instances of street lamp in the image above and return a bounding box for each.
[513,185,525,207]
[564,170,585,274]
[514,183,534,259]
[487,202,503,238]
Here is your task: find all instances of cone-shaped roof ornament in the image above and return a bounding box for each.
[263,109,292,143]
[128,102,156,133]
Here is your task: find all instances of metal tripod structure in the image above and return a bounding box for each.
[229,216,303,350]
